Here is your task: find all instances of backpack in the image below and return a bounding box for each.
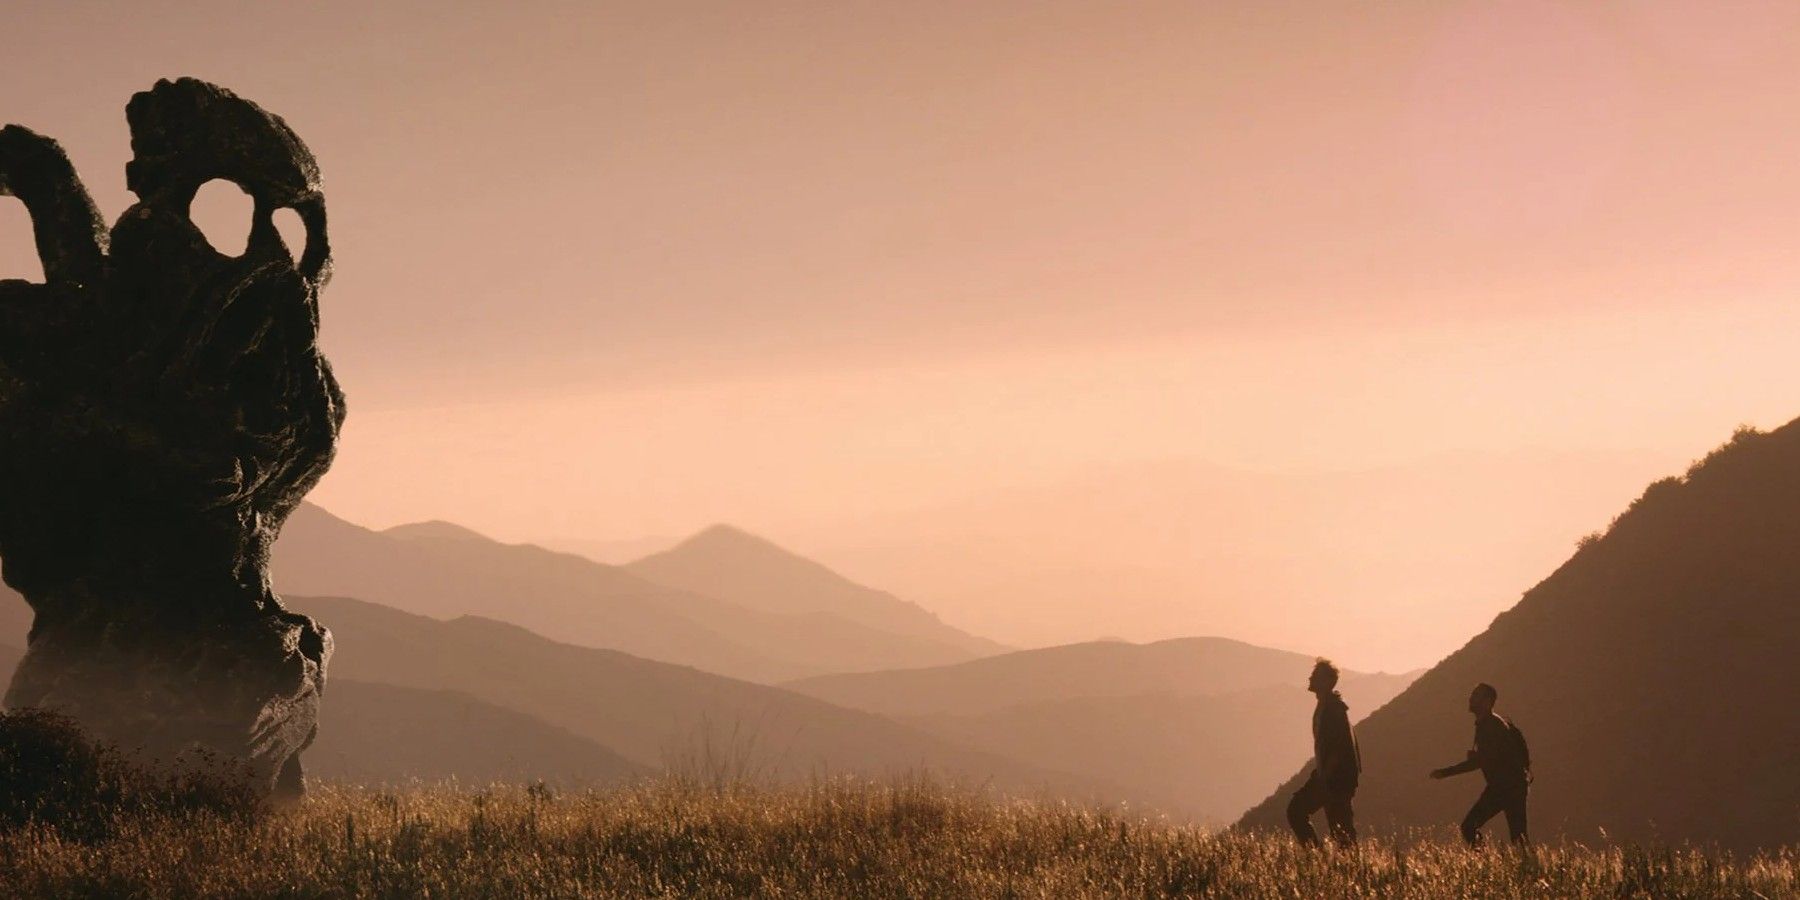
[1504,718,1532,782]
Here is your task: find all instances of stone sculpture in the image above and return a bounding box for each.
[0,79,343,799]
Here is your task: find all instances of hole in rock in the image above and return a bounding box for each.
[190,179,254,257]
[271,207,307,264]
[0,197,44,282]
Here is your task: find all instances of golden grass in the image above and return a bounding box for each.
[0,779,1791,898]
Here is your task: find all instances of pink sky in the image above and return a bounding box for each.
[5,2,1799,668]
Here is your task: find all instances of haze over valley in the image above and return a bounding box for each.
[2,417,1793,845]
[0,509,1416,825]
[11,2,1800,677]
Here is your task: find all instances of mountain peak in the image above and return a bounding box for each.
[627,524,1006,657]
[676,523,790,555]
[643,524,854,583]
[383,520,496,543]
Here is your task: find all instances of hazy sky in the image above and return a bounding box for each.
[6,2,1800,667]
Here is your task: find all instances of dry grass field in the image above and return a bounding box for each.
[0,778,1792,899]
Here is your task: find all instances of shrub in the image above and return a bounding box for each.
[0,708,263,840]
[0,708,122,838]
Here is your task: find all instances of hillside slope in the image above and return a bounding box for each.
[1238,424,1800,850]
[307,680,649,786]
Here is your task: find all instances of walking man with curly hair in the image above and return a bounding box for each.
[1287,658,1361,848]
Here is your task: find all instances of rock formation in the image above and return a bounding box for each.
[0,79,343,799]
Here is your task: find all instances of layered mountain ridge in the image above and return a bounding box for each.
[276,504,999,682]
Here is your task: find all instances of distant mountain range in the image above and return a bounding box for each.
[1239,422,1800,850]
[0,591,1100,797]
[0,574,1407,821]
[787,636,1411,717]
[3,415,1792,846]
[538,534,680,565]
[273,505,1000,682]
[788,638,1415,823]
[284,595,1114,800]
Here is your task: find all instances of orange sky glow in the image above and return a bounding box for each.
[5,1,1799,669]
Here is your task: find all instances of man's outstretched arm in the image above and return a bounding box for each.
[1430,752,1480,779]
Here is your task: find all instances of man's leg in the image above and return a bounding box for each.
[1323,788,1357,848]
[1501,786,1529,845]
[1460,785,1505,847]
[1287,776,1327,847]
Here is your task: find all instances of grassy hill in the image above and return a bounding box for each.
[1239,423,1800,850]
[0,780,1789,898]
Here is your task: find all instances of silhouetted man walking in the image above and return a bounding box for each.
[1430,682,1531,847]
[1287,658,1360,848]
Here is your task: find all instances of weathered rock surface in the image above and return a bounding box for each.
[0,79,343,799]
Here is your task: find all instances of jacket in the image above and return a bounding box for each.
[1312,690,1361,791]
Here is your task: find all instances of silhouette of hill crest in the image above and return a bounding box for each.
[1237,422,1800,850]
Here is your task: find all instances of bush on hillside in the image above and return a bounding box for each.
[1592,424,1766,546]
[0,708,262,839]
